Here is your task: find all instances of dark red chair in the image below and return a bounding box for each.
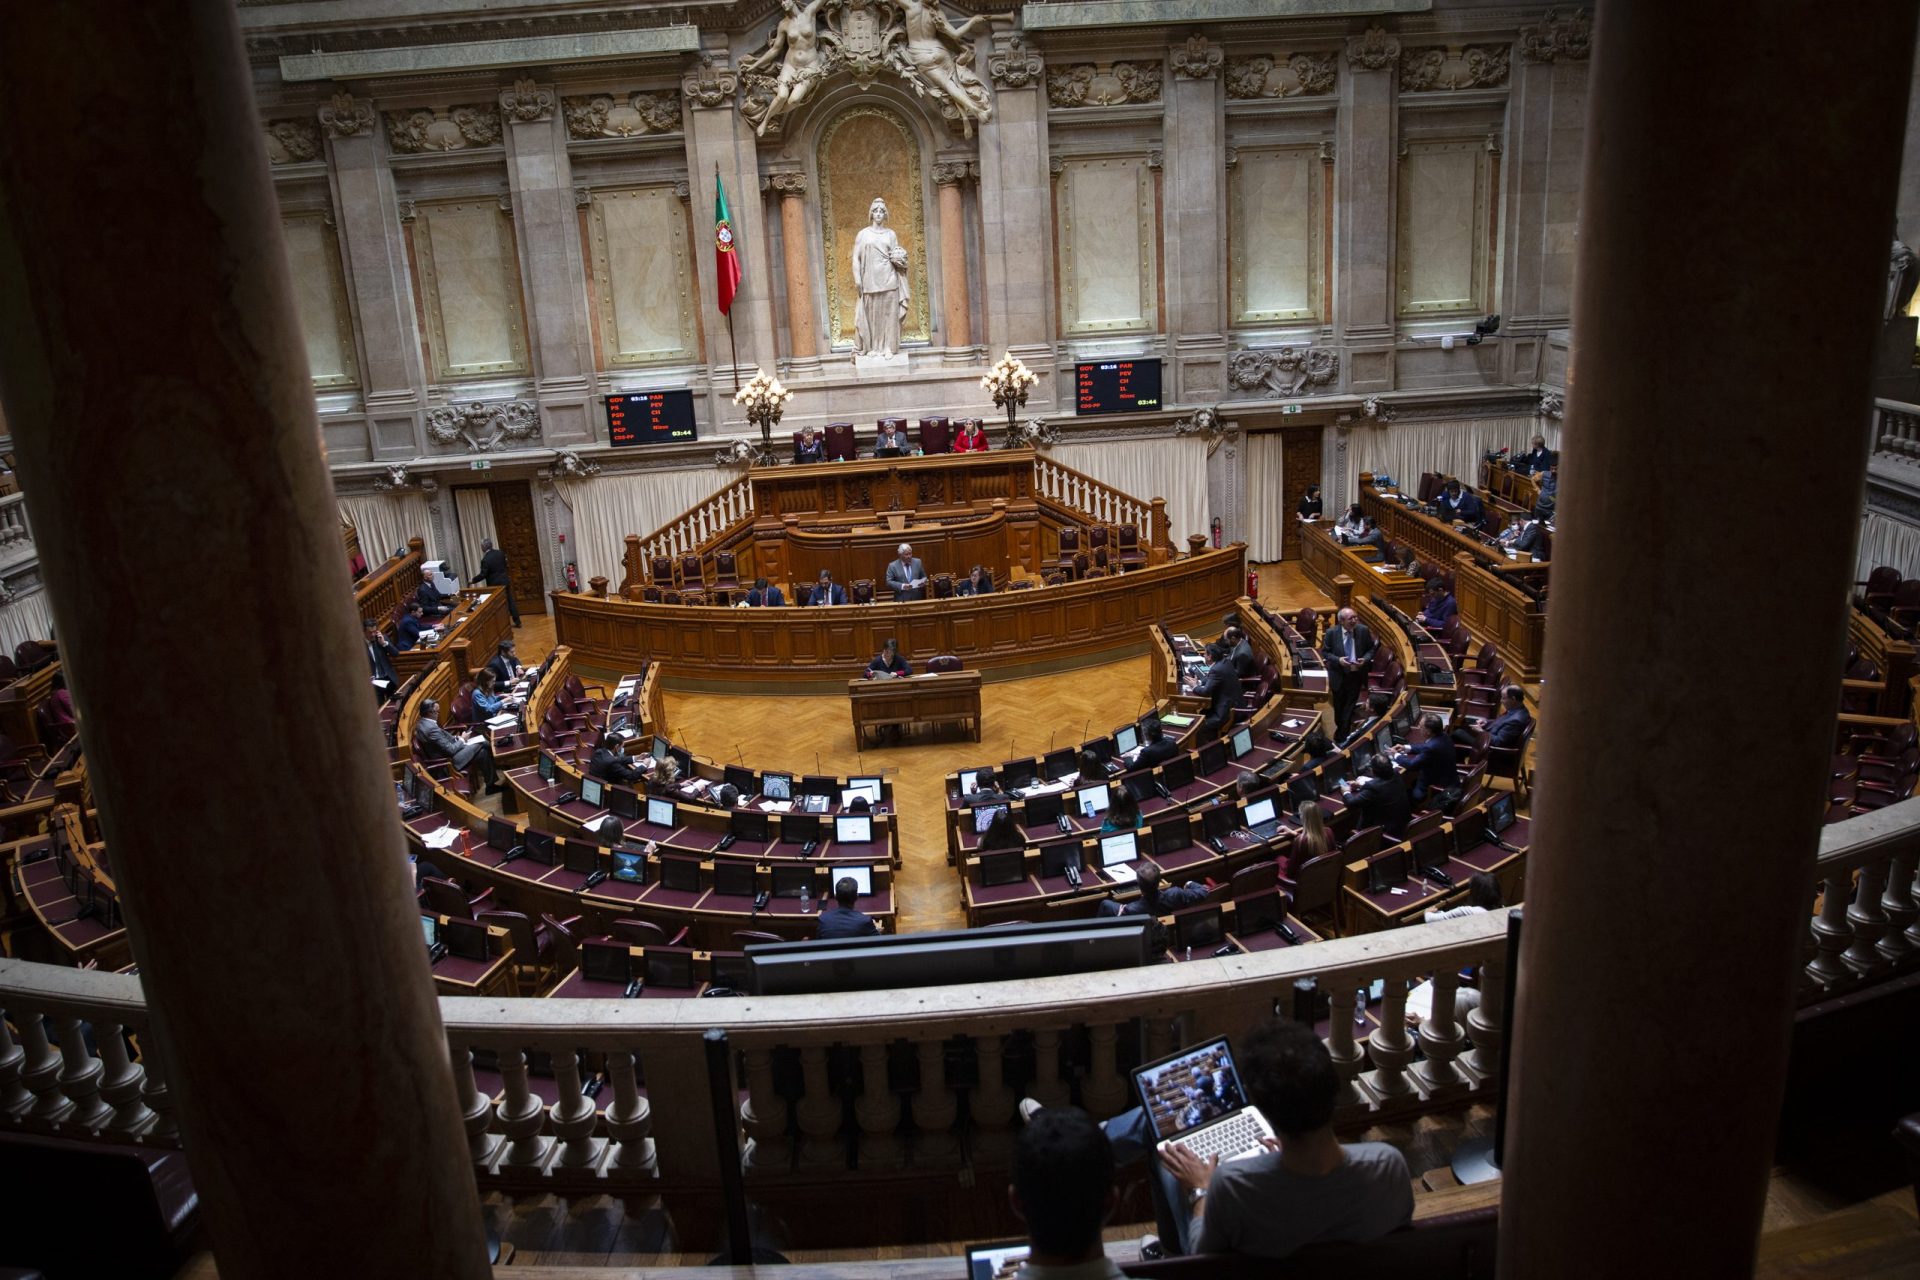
[824,422,857,460]
[480,909,565,988]
[852,579,876,604]
[612,917,690,948]
[712,551,741,590]
[1116,525,1147,570]
[422,876,493,921]
[927,655,964,673]
[932,573,955,598]
[918,416,951,454]
[650,556,675,590]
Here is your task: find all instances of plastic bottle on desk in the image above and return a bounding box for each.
[799,882,812,914]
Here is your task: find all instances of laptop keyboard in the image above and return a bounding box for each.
[1178,1111,1268,1161]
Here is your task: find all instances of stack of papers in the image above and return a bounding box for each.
[485,713,518,730]
[421,826,462,850]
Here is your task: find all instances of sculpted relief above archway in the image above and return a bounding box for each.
[739,0,994,138]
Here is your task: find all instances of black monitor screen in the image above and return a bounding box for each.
[1196,740,1228,777]
[1041,749,1078,781]
[725,765,757,794]
[732,809,771,842]
[612,850,646,883]
[1162,755,1195,791]
[659,857,701,893]
[1151,819,1191,856]
[1202,804,1236,839]
[981,850,1028,887]
[1001,758,1037,790]
[581,940,631,983]
[444,917,490,963]
[645,948,696,988]
[1074,359,1163,415]
[1023,790,1064,827]
[771,865,815,898]
[607,390,697,446]
[1173,904,1224,949]
[712,860,757,897]
[563,840,600,875]
[762,772,793,801]
[538,753,555,782]
[782,814,822,845]
[1235,890,1284,936]
[487,817,519,851]
[524,829,557,866]
[1039,843,1080,878]
[607,786,641,820]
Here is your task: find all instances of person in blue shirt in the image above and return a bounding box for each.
[810,569,847,605]
[471,669,514,718]
[1483,685,1533,748]
[1392,713,1458,801]
[1419,579,1457,629]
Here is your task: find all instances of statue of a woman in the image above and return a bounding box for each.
[851,197,911,357]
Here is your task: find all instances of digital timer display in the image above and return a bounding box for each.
[607,390,698,446]
[1074,360,1163,415]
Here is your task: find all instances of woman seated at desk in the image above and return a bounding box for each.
[795,426,825,464]
[470,669,518,718]
[867,637,910,678]
[953,420,989,452]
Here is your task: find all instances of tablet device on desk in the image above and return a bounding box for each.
[1114,725,1140,756]
[580,777,604,809]
[443,917,490,963]
[646,797,675,829]
[762,772,794,801]
[611,850,646,884]
[972,803,1008,835]
[1075,783,1111,818]
[835,814,874,845]
[843,776,883,807]
[1230,726,1254,759]
[834,864,874,896]
[958,769,982,797]
[1100,830,1139,869]
[537,754,556,783]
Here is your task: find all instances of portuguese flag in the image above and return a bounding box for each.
[714,171,742,316]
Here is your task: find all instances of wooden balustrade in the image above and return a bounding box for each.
[1453,553,1549,683]
[1847,607,1916,717]
[351,535,426,629]
[620,478,756,592]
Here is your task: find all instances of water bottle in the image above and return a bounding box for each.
[799,882,812,913]
[1355,987,1370,1025]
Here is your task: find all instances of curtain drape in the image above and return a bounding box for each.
[452,487,499,582]
[558,467,732,586]
[0,590,55,657]
[337,492,437,566]
[1244,431,1288,562]
[1348,417,1554,495]
[1858,510,1920,582]
[1049,437,1212,546]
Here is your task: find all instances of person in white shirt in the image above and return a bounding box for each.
[1007,1108,1126,1280]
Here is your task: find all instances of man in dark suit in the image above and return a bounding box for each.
[810,569,847,606]
[396,602,428,651]
[414,698,503,794]
[885,543,928,601]
[1434,480,1484,527]
[1419,580,1457,629]
[1191,643,1240,740]
[364,619,399,702]
[815,876,879,939]
[955,564,995,596]
[1497,516,1547,558]
[1225,626,1257,678]
[468,538,520,626]
[1514,435,1558,475]
[1484,685,1532,749]
[1320,607,1377,737]
[486,640,520,686]
[1133,720,1181,769]
[744,577,787,607]
[415,575,454,619]
[589,732,647,784]
[1345,759,1411,838]
[1393,714,1458,801]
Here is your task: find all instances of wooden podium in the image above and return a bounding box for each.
[848,670,982,745]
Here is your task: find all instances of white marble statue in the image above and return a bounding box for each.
[740,0,830,137]
[851,197,911,357]
[892,0,993,135]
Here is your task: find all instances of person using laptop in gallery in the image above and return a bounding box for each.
[794,425,826,464]
[1296,484,1323,522]
[1159,1019,1413,1258]
[364,618,399,702]
[1100,790,1142,834]
[744,576,787,607]
[1006,1107,1124,1280]
[395,601,428,651]
[979,809,1022,851]
[815,875,880,939]
[956,563,995,596]
[1391,713,1457,803]
[867,637,910,677]
[1418,577,1457,629]
[589,732,648,785]
[1319,607,1376,738]
[486,639,522,685]
[810,568,847,606]
[1343,758,1411,839]
[468,537,521,627]
[1133,720,1181,769]
[415,570,455,619]
[413,698,504,795]
[885,542,929,601]
[1433,478,1484,527]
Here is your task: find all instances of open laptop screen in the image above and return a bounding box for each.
[1099,830,1138,868]
[1133,1037,1249,1142]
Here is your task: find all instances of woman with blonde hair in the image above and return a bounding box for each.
[1285,799,1331,880]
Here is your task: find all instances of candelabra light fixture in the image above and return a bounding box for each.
[981,353,1038,434]
[733,368,792,465]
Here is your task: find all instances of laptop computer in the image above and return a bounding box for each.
[1132,1036,1276,1165]
[964,1240,1031,1280]
[1242,795,1281,841]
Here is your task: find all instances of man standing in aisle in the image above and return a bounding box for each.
[469,538,520,628]
[1320,607,1376,738]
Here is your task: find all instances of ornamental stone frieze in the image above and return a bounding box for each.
[988,34,1044,89]
[1518,9,1592,63]
[563,90,682,138]
[1171,34,1224,81]
[498,78,556,122]
[1228,346,1339,398]
[424,400,541,452]
[385,104,502,153]
[1224,52,1336,99]
[1539,391,1565,420]
[1399,44,1511,92]
[681,54,739,110]
[264,119,320,164]
[1345,26,1401,72]
[317,91,374,138]
[1047,61,1163,107]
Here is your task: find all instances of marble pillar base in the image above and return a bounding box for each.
[852,352,911,376]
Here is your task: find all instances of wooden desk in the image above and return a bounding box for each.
[1453,553,1549,682]
[430,923,518,997]
[394,586,511,684]
[849,670,982,745]
[1480,460,1542,514]
[1300,522,1426,612]
[1340,815,1529,934]
[1359,485,1505,572]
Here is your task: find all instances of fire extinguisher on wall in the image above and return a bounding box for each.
[1248,569,1260,600]
[1210,516,1223,549]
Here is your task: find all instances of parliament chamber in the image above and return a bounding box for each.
[2,1,1920,1278]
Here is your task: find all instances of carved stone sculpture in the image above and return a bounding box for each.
[1890,239,1918,321]
[498,78,555,123]
[1345,26,1401,72]
[851,198,911,357]
[1171,34,1224,80]
[1399,44,1511,91]
[989,34,1044,89]
[1518,9,1592,63]
[740,0,832,136]
[425,400,541,452]
[1047,61,1163,107]
[1225,53,1336,99]
[317,92,374,139]
[385,105,501,153]
[1228,347,1340,397]
[682,53,739,110]
[265,120,320,164]
[893,0,993,137]
[1539,391,1566,420]
[564,91,682,138]
[550,448,601,478]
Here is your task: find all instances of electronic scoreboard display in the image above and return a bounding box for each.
[1074,359,1162,415]
[606,390,698,446]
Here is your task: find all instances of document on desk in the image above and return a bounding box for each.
[421,826,462,850]
[485,713,518,730]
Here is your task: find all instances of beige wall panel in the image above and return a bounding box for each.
[281,214,358,388]
[415,200,530,379]
[1398,140,1488,316]
[1059,157,1156,335]
[1232,147,1319,324]
[589,187,697,367]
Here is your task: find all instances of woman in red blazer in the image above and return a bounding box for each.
[952,419,989,452]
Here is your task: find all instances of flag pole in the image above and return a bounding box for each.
[718,162,741,393]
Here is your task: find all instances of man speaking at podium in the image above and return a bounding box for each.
[885,543,928,601]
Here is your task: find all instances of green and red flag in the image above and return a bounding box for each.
[714,172,742,316]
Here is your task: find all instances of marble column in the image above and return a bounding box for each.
[683,38,778,417]
[1497,5,1916,1277]
[770,171,819,368]
[1498,19,1589,374]
[1163,34,1229,402]
[0,5,491,1275]
[977,32,1055,396]
[499,78,597,443]
[319,91,430,459]
[1334,25,1401,394]
[932,160,974,356]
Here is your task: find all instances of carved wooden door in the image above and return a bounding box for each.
[1281,428,1323,561]
[487,481,547,615]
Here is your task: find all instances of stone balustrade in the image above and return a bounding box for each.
[1871,399,1920,465]
[0,492,35,570]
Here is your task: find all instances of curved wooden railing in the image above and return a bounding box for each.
[620,477,755,591]
[352,535,425,627]
[1033,455,1166,549]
